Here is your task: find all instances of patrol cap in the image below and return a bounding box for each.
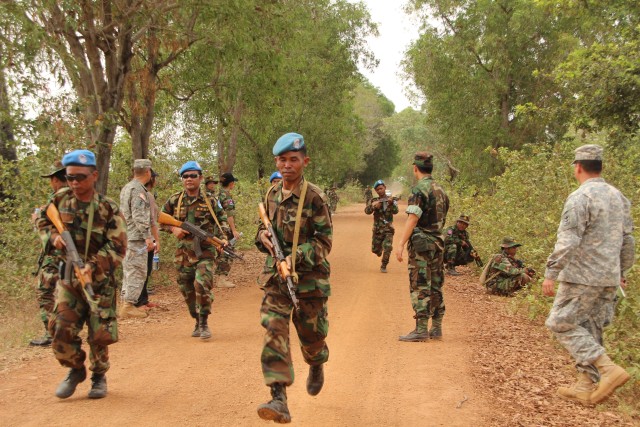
[133,159,152,169]
[572,144,603,164]
[269,171,282,183]
[204,176,218,184]
[40,160,66,178]
[220,172,239,185]
[178,161,202,176]
[373,179,385,189]
[413,151,433,168]
[62,149,97,167]
[273,132,305,156]
[500,236,522,248]
[456,214,470,225]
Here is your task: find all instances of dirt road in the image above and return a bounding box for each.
[0,204,530,426]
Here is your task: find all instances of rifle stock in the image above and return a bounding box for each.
[258,202,301,313]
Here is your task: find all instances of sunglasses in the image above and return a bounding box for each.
[181,173,200,180]
[65,174,90,182]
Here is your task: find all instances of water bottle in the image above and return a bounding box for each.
[152,255,160,271]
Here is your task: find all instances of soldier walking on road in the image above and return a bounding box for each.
[37,149,127,399]
[365,179,398,273]
[30,161,68,347]
[215,172,240,288]
[119,159,155,319]
[256,132,332,423]
[483,237,534,296]
[395,152,449,342]
[542,144,635,406]
[161,161,230,340]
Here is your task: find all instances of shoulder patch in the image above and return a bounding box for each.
[138,192,147,202]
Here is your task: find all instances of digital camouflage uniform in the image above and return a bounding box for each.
[405,176,449,332]
[161,189,229,319]
[484,252,531,296]
[37,188,127,375]
[119,179,153,304]
[364,196,398,269]
[544,177,635,380]
[215,187,236,277]
[256,178,332,386]
[444,226,474,267]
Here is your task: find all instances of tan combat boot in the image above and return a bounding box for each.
[590,354,630,404]
[119,301,148,319]
[557,371,596,405]
[216,277,236,288]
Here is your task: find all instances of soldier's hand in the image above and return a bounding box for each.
[374,201,382,210]
[542,278,556,297]
[461,241,469,248]
[620,277,627,289]
[145,238,155,252]
[285,255,292,271]
[395,247,404,263]
[53,235,66,249]
[154,240,161,254]
[232,230,241,240]
[172,227,189,239]
[259,230,275,257]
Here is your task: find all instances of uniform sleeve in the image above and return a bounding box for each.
[296,193,332,269]
[87,205,127,275]
[160,196,175,233]
[544,194,588,280]
[130,187,152,239]
[212,196,230,237]
[406,190,424,217]
[390,200,399,215]
[620,194,636,273]
[492,256,526,278]
[364,199,374,215]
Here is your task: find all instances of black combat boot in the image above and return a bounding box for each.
[306,364,324,396]
[199,314,212,340]
[88,373,108,399]
[398,318,429,342]
[55,366,87,399]
[30,321,53,346]
[257,383,291,423]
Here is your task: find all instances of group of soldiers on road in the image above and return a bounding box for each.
[29,138,635,420]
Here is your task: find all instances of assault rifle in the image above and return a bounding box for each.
[470,249,484,267]
[158,212,243,260]
[514,258,536,277]
[45,204,97,306]
[258,202,301,313]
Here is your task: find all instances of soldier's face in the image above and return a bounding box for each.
[275,151,309,183]
[375,186,386,197]
[65,165,98,197]
[505,247,517,256]
[206,182,216,192]
[456,221,468,231]
[271,178,282,185]
[181,171,202,191]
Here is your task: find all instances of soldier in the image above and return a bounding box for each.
[325,185,339,214]
[269,171,282,186]
[542,144,635,405]
[30,161,68,347]
[215,172,240,288]
[204,176,218,195]
[160,161,230,339]
[395,152,449,342]
[484,237,534,296]
[135,168,160,309]
[37,149,127,399]
[118,159,154,318]
[444,214,475,275]
[365,179,399,273]
[256,132,332,423]
[364,185,373,204]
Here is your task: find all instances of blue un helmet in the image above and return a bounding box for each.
[269,171,283,183]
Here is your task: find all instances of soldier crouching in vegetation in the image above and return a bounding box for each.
[365,179,398,273]
[37,149,127,399]
[443,214,477,275]
[483,237,534,296]
[256,132,332,424]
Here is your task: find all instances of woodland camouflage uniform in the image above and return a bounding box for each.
[484,251,532,296]
[364,195,398,269]
[405,174,449,335]
[255,178,332,386]
[161,189,229,320]
[215,187,235,277]
[444,225,474,267]
[37,187,127,375]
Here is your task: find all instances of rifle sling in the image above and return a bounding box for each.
[176,188,224,235]
[84,197,95,262]
[290,179,308,283]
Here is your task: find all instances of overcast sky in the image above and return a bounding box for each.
[357,0,422,112]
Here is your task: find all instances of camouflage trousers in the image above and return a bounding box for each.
[215,253,233,276]
[545,283,617,379]
[486,274,531,296]
[407,238,445,326]
[122,240,149,304]
[260,278,329,386]
[444,244,473,266]
[37,263,58,329]
[371,227,394,267]
[176,258,216,318]
[50,280,118,375]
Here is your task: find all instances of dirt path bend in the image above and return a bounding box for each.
[0,203,492,427]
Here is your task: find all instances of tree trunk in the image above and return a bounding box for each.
[0,62,17,163]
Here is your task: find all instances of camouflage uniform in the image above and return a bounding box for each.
[405,176,449,332]
[364,187,373,204]
[364,196,398,268]
[119,179,153,304]
[545,177,635,377]
[161,190,229,319]
[326,187,339,214]
[444,226,474,267]
[215,187,236,277]
[37,188,127,374]
[255,178,332,386]
[484,252,531,296]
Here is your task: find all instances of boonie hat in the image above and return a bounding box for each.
[500,236,522,248]
[456,214,470,225]
[572,144,603,164]
[273,132,305,156]
[179,161,202,176]
[205,176,218,184]
[40,160,66,178]
[62,149,97,167]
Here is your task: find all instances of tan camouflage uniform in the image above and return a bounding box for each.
[255,178,332,386]
[545,177,635,380]
[119,179,153,304]
[37,188,127,374]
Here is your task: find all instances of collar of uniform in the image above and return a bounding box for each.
[280,176,306,201]
[580,177,605,186]
[132,179,148,192]
[183,188,205,203]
